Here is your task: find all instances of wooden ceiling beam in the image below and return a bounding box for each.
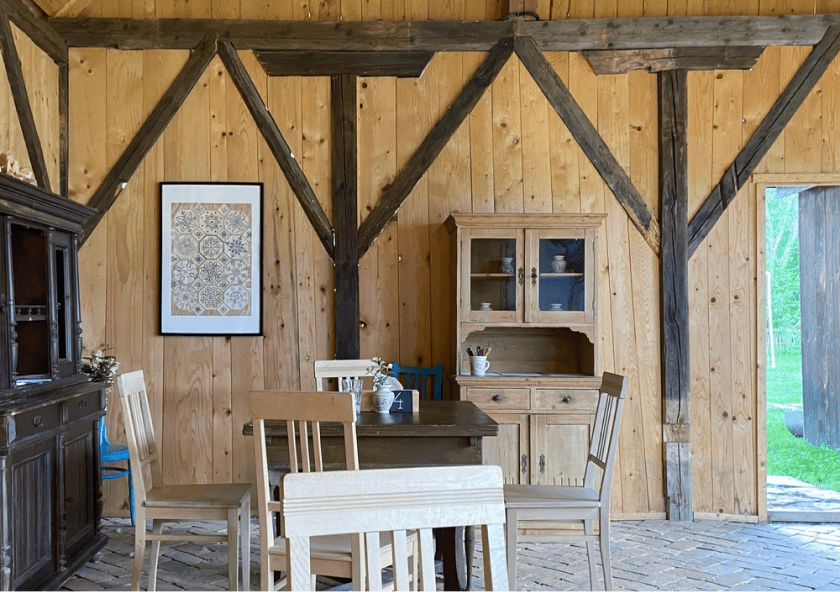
[357,37,514,257]
[49,14,839,52]
[80,36,218,243]
[0,0,51,192]
[514,36,660,256]
[254,50,434,77]
[217,42,335,262]
[584,46,764,75]
[5,0,66,64]
[687,25,840,256]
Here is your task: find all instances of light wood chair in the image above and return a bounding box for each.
[504,372,629,591]
[282,465,508,591]
[313,358,376,391]
[249,390,415,591]
[115,370,252,591]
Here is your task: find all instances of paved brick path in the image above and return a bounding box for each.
[61,513,840,591]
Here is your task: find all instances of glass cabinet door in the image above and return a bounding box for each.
[527,229,591,323]
[463,229,523,322]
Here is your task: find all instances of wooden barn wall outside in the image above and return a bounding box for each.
[0,0,831,520]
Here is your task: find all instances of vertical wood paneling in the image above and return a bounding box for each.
[688,70,714,514]
[300,77,333,371]
[396,63,433,368]
[546,52,581,214]
[491,57,524,212]
[54,0,839,520]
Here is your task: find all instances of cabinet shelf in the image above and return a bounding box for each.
[471,273,514,279]
[540,272,583,278]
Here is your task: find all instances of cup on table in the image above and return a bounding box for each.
[470,355,490,377]
[340,377,363,416]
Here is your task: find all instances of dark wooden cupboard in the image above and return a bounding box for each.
[0,174,106,591]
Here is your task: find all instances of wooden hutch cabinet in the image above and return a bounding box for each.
[446,213,606,485]
[0,174,106,591]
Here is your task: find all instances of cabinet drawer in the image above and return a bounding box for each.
[14,404,61,440]
[534,389,598,412]
[66,389,103,424]
[466,388,530,410]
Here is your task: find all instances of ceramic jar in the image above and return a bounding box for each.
[550,254,567,273]
[372,384,395,413]
[499,257,514,274]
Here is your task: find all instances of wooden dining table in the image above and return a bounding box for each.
[243,399,499,590]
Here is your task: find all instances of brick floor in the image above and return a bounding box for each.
[58,516,840,591]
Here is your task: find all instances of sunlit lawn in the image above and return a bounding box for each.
[766,352,840,492]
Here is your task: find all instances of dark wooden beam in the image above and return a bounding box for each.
[687,25,840,257]
[357,37,514,257]
[216,41,335,262]
[49,14,840,52]
[255,50,433,78]
[59,60,67,197]
[80,36,217,243]
[332,74,360,359]
[659,69,693,521]
[584,46,764,75]
[0,0,51,192]
[5,0,66,65]
[515,35,661,255]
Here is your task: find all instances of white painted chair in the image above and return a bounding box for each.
[249,389,414,591]
[115,370,252,591]
[282,465,509,591]
[504,371,629,591]
[313,358,376,391]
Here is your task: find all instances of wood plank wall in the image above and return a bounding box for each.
[1,0,837,520]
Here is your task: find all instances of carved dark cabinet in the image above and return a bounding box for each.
[0,174,106,591]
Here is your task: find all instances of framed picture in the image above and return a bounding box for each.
[160,182,263,335]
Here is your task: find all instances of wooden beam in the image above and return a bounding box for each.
[216,41,335,262]
[5,0,66,65]
[0,0,51,192]
[687,25,840,256]
[49,14,840,52]
[255,50,433,78]
[659,69,693,521]
[357,37,514,257]
[514,36,661,255]
[80,36,217,243]
[584,46,764,75]
[332,74,360,359]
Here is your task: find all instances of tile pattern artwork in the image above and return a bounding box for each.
[169,202,253,317]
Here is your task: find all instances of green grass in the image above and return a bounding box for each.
[766,352,840,492]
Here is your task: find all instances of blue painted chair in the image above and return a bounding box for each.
[390,362,443,400]
[99,418,135,525]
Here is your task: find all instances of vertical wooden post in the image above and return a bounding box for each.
[659,69,693,520]
[332,74,360,359]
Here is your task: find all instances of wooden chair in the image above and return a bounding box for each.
[116,370,252,591]
[249,390,415,591]
[503,372,629,591]
[390,362,443,400]
[313,358,376,391]
[282,465,509,591]
[99,417,135,525]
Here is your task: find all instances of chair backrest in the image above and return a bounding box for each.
[282,465,508,591]
[116,370,161,503]
[249,389,360,578]
[390,362,443,400]
[583,372,629,500]
[314,359,376,391]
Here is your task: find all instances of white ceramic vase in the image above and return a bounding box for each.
[550,255,567,273]
[372,384,395,413]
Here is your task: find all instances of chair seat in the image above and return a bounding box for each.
[145,483,252,509]
[504,483,601,508]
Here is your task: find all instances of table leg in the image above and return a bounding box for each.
[437,526,474,591]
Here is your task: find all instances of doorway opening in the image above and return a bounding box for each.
[763,181,840,521]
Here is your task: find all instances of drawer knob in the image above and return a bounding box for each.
[491,394,501,402]
[33,415,43,427]
[562,396,572,403]
[79,400,87,408]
